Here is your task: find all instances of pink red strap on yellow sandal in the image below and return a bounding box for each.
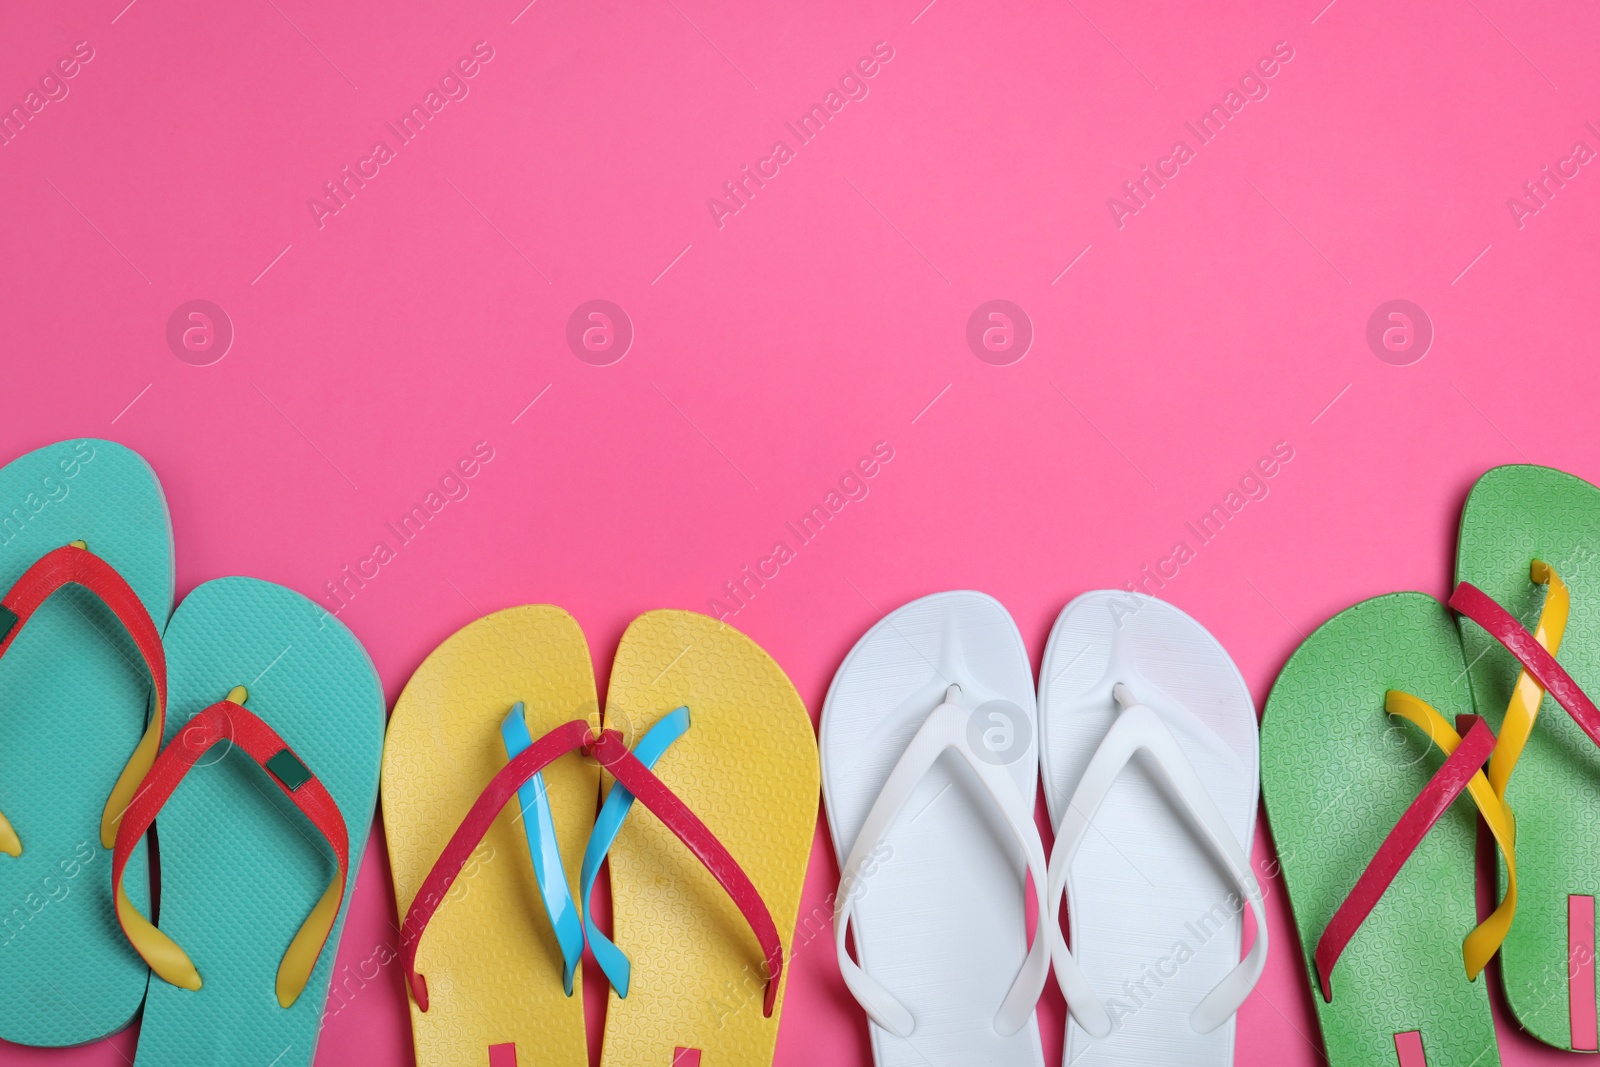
[400,723,785,1017]
[399,719,595,1012]
[0,542,167,854]
[1451,567,1600,755]
[111,691,350,1008]
[1314,716,1497,1002]
[593,727,786,1016]
[1384,694,1518,978]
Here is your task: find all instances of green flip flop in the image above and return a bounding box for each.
[113,577,383,1067]
[1262,592,1500,1067]
[0,438,169,1046]
[1455,464,1600,1050]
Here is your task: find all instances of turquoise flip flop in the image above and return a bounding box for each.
[113,577,383,1066]
[0,438,169,1046]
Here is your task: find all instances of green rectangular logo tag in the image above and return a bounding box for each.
[266,748,312,792]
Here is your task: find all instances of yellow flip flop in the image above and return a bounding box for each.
[595,610,819,1067]
[382,606,600,1067]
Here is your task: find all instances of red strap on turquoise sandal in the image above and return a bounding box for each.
[1314,716,1496,1001]
[400,724,785,1016]
[0,543,167,852]
[1450,581,1600,746]
[111,696,350,1008]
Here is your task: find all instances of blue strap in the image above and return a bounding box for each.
[500,703,585,995]
[579,706,691,997]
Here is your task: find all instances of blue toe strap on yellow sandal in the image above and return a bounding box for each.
[500,704,586,995]
[578,706,691,996]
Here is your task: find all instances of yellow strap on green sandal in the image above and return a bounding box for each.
[1386,690,1518,978]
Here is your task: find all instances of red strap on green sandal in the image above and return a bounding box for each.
[0,542,167,854]
[111,692,350,1008]
[1315,716,1497,1001]
[400,724,785,1016]
[1450,580,1600,747]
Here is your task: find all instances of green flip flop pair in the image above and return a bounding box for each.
[1264,464,1600,1066]
[0,439,383,1065]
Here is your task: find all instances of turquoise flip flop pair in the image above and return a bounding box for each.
[0,439,384,1065]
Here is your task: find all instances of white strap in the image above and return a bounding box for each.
[833,687,1089,1037]
[1048,684,1267,1038]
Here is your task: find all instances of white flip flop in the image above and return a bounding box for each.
[821,590,1092,1067]
[1039,591,1267,1067]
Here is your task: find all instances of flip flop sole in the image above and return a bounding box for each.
[0,439,166,1046]
[1457,464,1600,1048]
[1261,593,1498,1067]
[820,590,1044,1067]
[601,610,818,1067]
[1040,591,1258,1067]
[383,605,598,1067]
[133,578,382,1067]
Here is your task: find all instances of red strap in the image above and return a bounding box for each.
[1450,581,1600,748]
[1314,716,1496,1001]
[400,724,786,1017]
[399,719,596,1011]
[0,543,167,728]
[590,730,785,1016]
[111,700,350,970]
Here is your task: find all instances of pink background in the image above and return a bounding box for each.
[3,0,1599,1062]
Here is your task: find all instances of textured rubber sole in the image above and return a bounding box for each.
[1040,591,1258,1067]
[135,578,383,1067]
[820,590,1045,1067]
[0,439,165,1047]
[1261,593,1499,1067]
[600,610,818,1067]
[1457,464,1600,1049]
[383,605,600,1067]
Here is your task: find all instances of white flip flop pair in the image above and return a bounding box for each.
[821,590,1268,1067]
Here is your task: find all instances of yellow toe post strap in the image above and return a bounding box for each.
[102,716,165,849]
[0,812,21,858]
[1386,690,1517,978]
[115,882,202,990]
[1484,560,1569,800]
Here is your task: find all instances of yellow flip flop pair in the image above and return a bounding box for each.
[382,606,819,1067]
